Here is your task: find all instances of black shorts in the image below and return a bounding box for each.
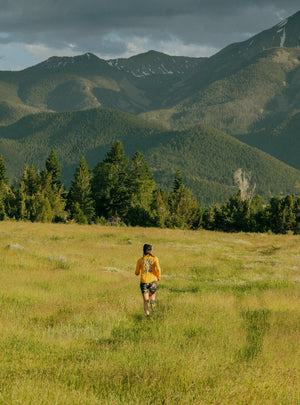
[140,281,158,295]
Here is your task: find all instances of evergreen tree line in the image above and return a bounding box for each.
[0,141,299,234]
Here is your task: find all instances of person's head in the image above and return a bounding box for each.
[143,243,152,256]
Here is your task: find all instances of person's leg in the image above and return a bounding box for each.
[143,292,150,316]
[149,282,158,311]
[140,283,150,316]
[149,293,157,311]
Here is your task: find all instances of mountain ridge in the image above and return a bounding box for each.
[0,11,299,124]
[0,11,299,204]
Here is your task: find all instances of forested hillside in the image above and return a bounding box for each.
[0,144,299,234]
[0,108,299,205]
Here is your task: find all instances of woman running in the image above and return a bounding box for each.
[135,244,161,317]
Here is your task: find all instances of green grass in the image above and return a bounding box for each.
[0,222,299,404]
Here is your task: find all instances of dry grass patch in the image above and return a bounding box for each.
[0,221,299,404]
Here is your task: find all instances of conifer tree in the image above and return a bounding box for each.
[126,151,156,225]
[203,205,216,230]
[167,172,201,229]
[41,170,66,221]
[0,184,6,220]
[249,194,265,232]
[13,181,27,220]
[92,141,129,219]
[173,169,183,192]
[68,156,95,222]
[0,156,7,219]
[15,165,42,221]
[266,197,283,233]
[151,189,169,228]
[0,155,7,184]
[45,150,62,187]
[27,193,52,223]
[104,140,128,170]
[22,165,41,196]
[281,195,296,233]
[294,197,300,234]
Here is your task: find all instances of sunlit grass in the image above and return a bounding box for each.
[0,221,299,404]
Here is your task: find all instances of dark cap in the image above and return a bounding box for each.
[143,244,152,255]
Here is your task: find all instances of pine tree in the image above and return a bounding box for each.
[0,184,6,220]
[45,150,62,187]
[203,205,216,230]
[92,162,119,218]
[167,172,200,229]
[281,195,296,233]
[71,201,88,224]
[151,189,169,228]
[0,155,7,184]
[13,181,27,220]
[92,141,129,219]
[266,197,283,233]
[68,156,95,222]
[126,151,156,225]
[104,140,128,170]
[22,165,41,196]
[41,170,66,221]
[294,197,300,234]
[0,156,7,220]
[29,193,53,223]
[249,194,265,232]
[173,169,183,192]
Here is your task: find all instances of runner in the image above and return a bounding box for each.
[135,244,161,317]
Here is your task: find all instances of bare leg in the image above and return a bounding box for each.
[143,293,150,316]
[149,293,157,311]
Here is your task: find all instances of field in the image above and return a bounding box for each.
[0,221,299,404]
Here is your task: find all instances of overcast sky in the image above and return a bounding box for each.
[0,0,299,70]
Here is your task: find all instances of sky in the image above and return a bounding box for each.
[0,0,299,71]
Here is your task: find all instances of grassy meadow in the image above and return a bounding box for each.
[0,221,299,404]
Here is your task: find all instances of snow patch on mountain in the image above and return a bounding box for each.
[277,19,288,29]
[40,53,104,71]
[107,53,202,78]
[276,18,287,47]
[279,27,286,47]
[44,57,75,69]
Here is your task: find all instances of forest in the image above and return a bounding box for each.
[0,141,299,234]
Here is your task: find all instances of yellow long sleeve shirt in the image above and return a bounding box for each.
[135,254,161,284]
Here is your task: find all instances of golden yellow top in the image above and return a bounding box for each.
[135,254,161,284]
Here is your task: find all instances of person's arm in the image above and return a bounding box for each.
[135,258,141,276]
[155,257,161,281]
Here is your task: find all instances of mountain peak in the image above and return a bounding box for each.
[212,10,300,65]
[258,10,300,49]
[23,52,111,74]
[107,50,205,78]
[43,52,101,68]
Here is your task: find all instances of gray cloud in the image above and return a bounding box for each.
[0,0,299,62]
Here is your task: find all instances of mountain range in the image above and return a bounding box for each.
[0,10,299,205]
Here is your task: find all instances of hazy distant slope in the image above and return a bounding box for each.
[141,47,300,132]
[141,46,300,172]
[239,111,300,170]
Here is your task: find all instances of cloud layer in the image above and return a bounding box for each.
[0,0,299,69]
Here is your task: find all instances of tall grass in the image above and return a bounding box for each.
[0,222,299,404]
